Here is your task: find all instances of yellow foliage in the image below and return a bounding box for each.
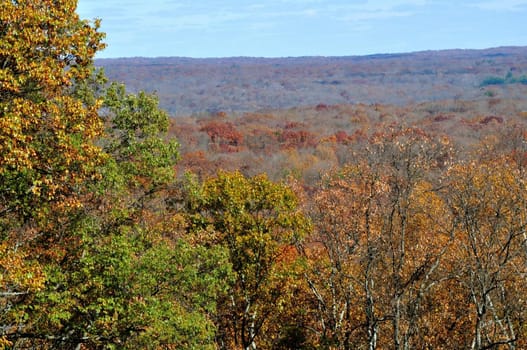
[1,0,106,214]
[0,242,45,293]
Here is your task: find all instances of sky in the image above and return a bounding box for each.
[77,0,527,58]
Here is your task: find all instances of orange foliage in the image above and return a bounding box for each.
[279,130,318,149]
[199,120,244,151]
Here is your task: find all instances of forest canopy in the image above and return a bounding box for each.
[2,1,527,349]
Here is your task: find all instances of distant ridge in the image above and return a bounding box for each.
[96,46,526,62]
[96,46,527,116]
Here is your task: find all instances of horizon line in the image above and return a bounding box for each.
[93,45,527,61]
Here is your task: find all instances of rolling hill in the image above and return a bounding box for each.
[96,46,527,116]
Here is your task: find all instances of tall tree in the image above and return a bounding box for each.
[20,80,229,349]
[182,171,311,350]
[1,0,105,344]
[304,127,454,349]
[1,1,230,348]
[445,158,527,350]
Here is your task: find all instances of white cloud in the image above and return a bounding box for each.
[323,1,427,24]
[469,0,527,11]
[152,12,252,32]
[346,0,429,12]
[78,0,526,58]
[338,10,414,22]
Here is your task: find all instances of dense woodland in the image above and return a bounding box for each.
[97,47,527,116]
[2,1,527,350]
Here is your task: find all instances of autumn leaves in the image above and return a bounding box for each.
[297,128,527,349]
[3,1,527,349]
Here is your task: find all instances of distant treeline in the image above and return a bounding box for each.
[481,71,527,86]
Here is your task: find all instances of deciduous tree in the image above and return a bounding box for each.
[1,2,228,348]
[445,158,527,349]
[182,171,311,350]
[1,0,105,344]
[304,127,454,349]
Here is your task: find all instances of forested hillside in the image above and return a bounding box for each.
[2,1,527,350]
[97,47,527,116]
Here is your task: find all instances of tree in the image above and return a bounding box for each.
[304,127,454,349]
[200,120,244,152]
[1,1,229,348]
[444,158,527,349]
[1,0,105,344]
[0,0,106,223]
[182,171,311,350]
[18,78,229,349]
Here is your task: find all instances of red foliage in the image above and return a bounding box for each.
[480,115,504,125]
[200,120,244,150]
[334,130,352,144]
[279,130,318,149]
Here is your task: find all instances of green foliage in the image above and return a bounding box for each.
[185,171,308,268]
[484,89,497,97]
[1,2,227,349]
[23,77,213,348]
[480,71,527,86]
[183,171,311,348]
[480,76,506,86]
[4,72,221,348]
[33,233,230,349]
[1,1,106,345]
[101,82,180,190]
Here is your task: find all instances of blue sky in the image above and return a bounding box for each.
[77,0,527,58]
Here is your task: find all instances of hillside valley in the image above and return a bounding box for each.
[97,46,527,116]
[7,2,527,348]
